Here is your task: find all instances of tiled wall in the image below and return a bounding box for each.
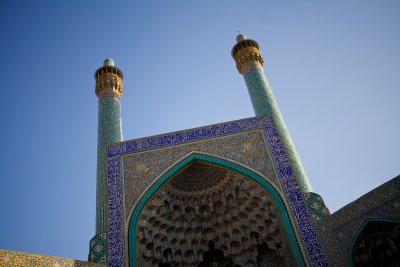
[107,116,329,267]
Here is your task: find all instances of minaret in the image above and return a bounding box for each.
[89,58,123,263]
[232,34,312,193]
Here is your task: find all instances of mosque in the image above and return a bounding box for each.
[0,35,399,267]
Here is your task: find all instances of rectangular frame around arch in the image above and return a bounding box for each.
[107,115,329,267]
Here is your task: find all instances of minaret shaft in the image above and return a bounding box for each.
[89,58,123,263]
[94,59,123,233]
[244,67,312,192]
[96,94,122,232]
[233,35,312,193]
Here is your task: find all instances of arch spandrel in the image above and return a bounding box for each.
[128,153,306,267]
[121,130,280,223]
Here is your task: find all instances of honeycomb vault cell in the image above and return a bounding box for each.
[136,161,297,267]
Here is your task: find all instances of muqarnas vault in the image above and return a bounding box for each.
[1,34,398,267]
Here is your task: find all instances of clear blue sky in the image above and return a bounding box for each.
[0,0,399,261]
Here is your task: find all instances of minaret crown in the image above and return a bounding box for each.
[232,35,313,193]
[103,57,115,67]
[232,35,264,74]
[236,33,247,42]
[95,58,123,97]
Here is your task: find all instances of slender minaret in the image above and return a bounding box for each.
[232,34,312,193]
[89,58,123,262]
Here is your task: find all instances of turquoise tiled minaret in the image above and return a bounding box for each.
[232,34,313,193]
[89,58,123,263]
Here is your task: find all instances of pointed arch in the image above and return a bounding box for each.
[127,153,306,267]
[349,218,400,267]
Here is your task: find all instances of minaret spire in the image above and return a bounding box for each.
[232,34,312,193]
[89,58,123,263]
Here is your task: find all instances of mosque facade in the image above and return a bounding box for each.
[0,35,399,267]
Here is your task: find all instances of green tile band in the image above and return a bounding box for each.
[243,66,313,193]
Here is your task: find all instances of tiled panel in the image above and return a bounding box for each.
[107,116,329,267]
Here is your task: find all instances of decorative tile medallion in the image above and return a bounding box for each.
[304,192,330,223]
[107,115,329,267]
[88,232,107,263]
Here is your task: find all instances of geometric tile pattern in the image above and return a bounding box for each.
[96,93,123,234]
[107,116,329,266]
[0,249,106,267]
